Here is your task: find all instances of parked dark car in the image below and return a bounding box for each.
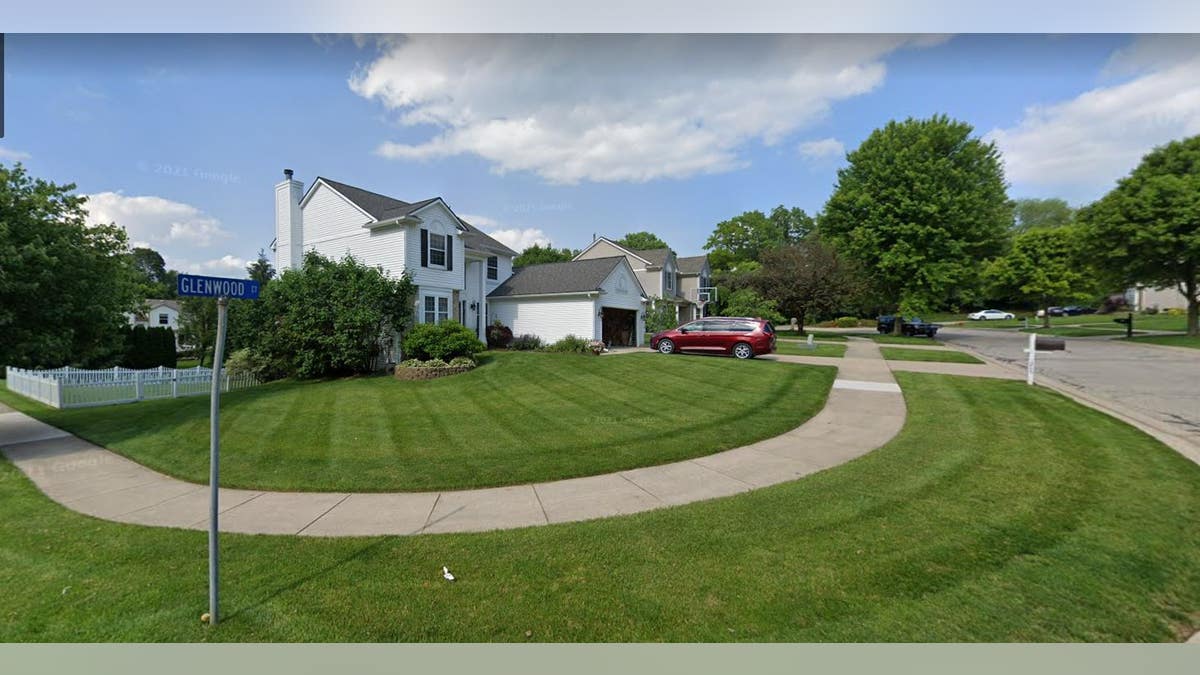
[651,317,776,359]
[876,315,941,338]
[1062,305,1097,316]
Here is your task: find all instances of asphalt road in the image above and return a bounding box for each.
[937,326,1200,443]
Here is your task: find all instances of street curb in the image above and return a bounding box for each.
[945,339,1200,467]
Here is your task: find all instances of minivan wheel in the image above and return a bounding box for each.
[732,342,753,359]
[657,339,675,354]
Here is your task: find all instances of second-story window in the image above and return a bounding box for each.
[487,256,498,280]
[665,269,674,293]
[158,313,169,325]
[428,233,447,267]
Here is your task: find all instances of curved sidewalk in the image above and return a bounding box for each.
[0,341,905,537]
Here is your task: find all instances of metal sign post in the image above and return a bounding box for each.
[178,274,260,627]
[208,297,228,625]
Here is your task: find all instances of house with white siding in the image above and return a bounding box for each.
[273,170,652,355]
[574,237,711,323]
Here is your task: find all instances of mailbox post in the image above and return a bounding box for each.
[1024,333,1066,385]
[1113,312,1134,339]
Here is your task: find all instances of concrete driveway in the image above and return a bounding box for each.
[938,326,1200,446]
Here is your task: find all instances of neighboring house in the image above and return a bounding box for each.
[127,299,182,347]
[489,257,647,346]
[273,170,649,354]
[1128,284,1189,312]
[573,237,711,323]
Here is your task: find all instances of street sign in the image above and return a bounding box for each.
[177,273,259,300]
[174,274,261,627]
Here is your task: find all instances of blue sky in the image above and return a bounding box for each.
[2,33,1197,273]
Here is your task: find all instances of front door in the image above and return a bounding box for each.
[464,260,483,339]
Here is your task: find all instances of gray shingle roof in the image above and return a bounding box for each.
[631,247,671,268]
[315,177,517,257]
[488,257,625,298]
[676,255,709,275]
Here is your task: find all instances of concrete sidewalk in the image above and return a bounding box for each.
[0,342,906,537]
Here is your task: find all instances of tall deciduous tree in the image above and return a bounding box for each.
[1077,135,1200,336]
[754,237,865,334]
[129,247,176,298]
[513,243,578,268]
[616,231,669,251]
[704,206,814,271]
[986,226,1095,327]
[820,115,1011,331]
[1012,198,1074,232]
[0,163,141,368]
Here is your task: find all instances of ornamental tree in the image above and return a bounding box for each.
[1076,135,1200,336]
[819,115,1012,332]
[754,237,866,334]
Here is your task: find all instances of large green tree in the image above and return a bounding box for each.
[513,243,578,268]
[1012,198,1074,232]
[129,247,177,298]
[820,115,1012,330]
[754,237,865,334]
[178,297,219,367]
[616,231,669,251]
[0,163,141,368]
[704,206,814,271]
[251,252,417,378]
[986,226,1095,327]
[1077,135,1200,336]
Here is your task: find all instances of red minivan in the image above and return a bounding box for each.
[650,317,776,359]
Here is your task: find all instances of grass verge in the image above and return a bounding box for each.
[879,347,984,364]
[1124,334,1200,350]
[774,342,847,358]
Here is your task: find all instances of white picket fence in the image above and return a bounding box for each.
[5,365,261,409]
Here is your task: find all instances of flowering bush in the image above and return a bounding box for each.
[486,320,513,348]
[448,356,476,368]
[588,340,607,355]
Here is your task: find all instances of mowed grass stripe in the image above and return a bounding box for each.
[0,352,833,492]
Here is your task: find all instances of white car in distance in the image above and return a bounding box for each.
[968,309,1015,321]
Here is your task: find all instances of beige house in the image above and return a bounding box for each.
[574,237,712,324]
[1128,284,1189,312]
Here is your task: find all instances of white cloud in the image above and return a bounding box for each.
[797,137,845,160]
[461,213,552,252]
[82,192,231,247]
[0,147,32,161]
[351,35,934,184]
[986,35,1200,200]
[160,255,248,275]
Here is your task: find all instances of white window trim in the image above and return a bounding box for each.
[422,292,452,325]
[428,232,448,270]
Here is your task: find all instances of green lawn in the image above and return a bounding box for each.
[864,333,945,343]
[774,342,848,358]
[0,352,834,492]
[3,372,1199,641]
[778,333,849,342]
[879,347,984,364]
[1019,327,1133,338]
[1126,334,1200,350]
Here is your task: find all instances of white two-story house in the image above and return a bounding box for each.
[274,171,649,354]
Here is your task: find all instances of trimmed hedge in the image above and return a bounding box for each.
[402,321,486,361]
[119,325,176,369]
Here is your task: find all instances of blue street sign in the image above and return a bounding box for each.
[177,273,260,300]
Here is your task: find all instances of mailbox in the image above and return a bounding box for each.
[1035,336,1066,351]
[1112,312,1134,338]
